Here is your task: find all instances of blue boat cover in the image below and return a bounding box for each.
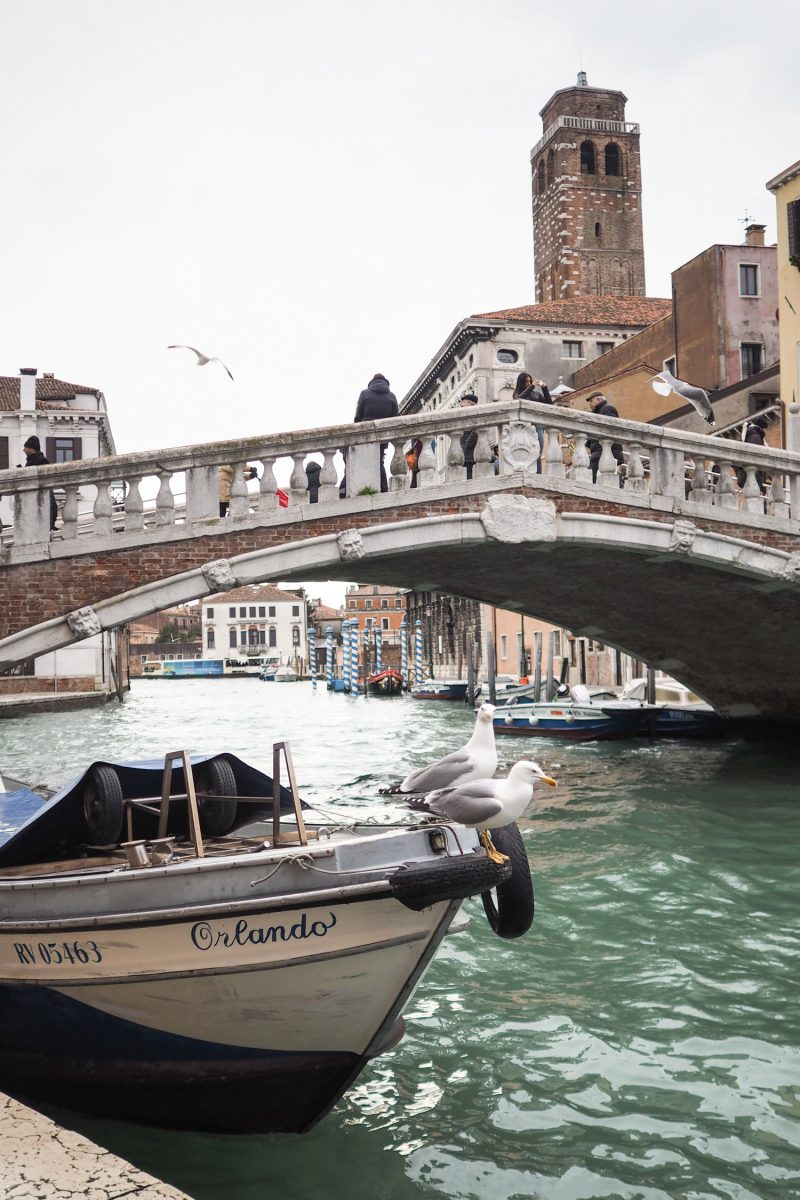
[0,753,299,869]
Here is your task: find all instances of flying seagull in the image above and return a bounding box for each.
[167,345,234,381]
[381,703,497,795]
[411,759,557,863]
[651,368,714,425]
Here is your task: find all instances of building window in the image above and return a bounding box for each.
[739,264,759,296]
[500,634,508,660]
[258,629,266,645]
[258,606,265,617]
[206,607,214,619]
[229,629,237,648]
[269,606,276,617]
[249,606,256,618]
[269,627,277,647]
[348,600,356,609]
[239,607,246,618]
[0,436,8,471]
[740,343,763,378]
[292,605,300,617]
[788,198,800,268]
[537,160,545,195]
[381,598,389,608]
[382,618,390,630]
[207,629,215,649]
[580,141,596,174]
[597,342,614,355]
[547,148,554,186]
[365,599,372,610]
[229,607,235,618]
[562,340,583,359]
[553,632,561,657]
[240,630,247,646]
[140,654,148,663]
[292,626,301,646]
[497,348,519,364]
[46,436,81,463]
[604,143,620,176]
[595,222,601,239]
[365,617,373,628]
[248,627,259,645]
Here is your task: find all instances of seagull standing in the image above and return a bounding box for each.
[651,368,714,425]
[413,759,557,863]
[167,345,234,381]
[383,703,497,795]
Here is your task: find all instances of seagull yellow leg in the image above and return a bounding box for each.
[480,829,509,865]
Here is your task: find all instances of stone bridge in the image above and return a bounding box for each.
[1,398,800,723]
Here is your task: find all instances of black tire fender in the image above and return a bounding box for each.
[193,757,238,837]
[83,764,124,845]
[391,854,511,912]
[480,822,534,939]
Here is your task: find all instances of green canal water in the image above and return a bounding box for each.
[1,680,798,1199]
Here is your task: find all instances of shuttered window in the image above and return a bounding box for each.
[788,198,800,268]
[0,437,8,470]
[45,436,82,463]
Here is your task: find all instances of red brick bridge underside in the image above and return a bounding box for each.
[2,487,799,724]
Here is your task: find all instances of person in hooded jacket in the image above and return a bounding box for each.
[353,373,398,492]
[585,393,624,485]
[513,372,552,472]
[22,435,58,529]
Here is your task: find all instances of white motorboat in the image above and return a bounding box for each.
[0,745,523,1133]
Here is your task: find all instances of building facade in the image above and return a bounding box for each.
[766,159,800,443]
[201,584,307,671]
[345,584,407,671]
[531,73,645,301]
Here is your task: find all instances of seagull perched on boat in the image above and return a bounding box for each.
[167,345,234,380]
[410,760,557,863]
[382,703,497,795]
[651,368,714,425]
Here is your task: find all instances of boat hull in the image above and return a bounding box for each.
[411,681,472,701]
[494,704,643,740]
[367,670,404,696]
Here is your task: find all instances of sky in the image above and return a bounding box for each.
[1,1,797,603]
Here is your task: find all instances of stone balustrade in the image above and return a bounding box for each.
[1,398,799,554]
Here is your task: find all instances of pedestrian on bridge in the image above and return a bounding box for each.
[22,436,58,530]
[218,463,259,516]
[353,373,398,493]
[735,414,770,494]
[585,393,624,485]
[514,372,552,473]
[459,394,479,480]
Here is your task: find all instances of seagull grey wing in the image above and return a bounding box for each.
[211,358,234,381]
[400,749,472,793]
[425,782,505,825]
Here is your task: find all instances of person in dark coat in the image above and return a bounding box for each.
[353,373,399,492]
[585,393,624,484]
[22,435,58,529]
[305,459,321,503]
[458,394,479,480]
[736,414,769,492]
[513,373,552,472]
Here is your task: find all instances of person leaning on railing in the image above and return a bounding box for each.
[218,463,259,516]
[584,392,624,486]
[22,436,58,530]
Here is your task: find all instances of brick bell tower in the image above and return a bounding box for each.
[531,72,645,301]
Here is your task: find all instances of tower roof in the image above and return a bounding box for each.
[472,296,671,327]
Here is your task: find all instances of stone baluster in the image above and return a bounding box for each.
[688,460,711,506]
[625,443,646,495]
[741,467,764,514]
[389,443,407,491]
[569,432,593,484]
[714,462,738,509]
[184,465,217,523]
[417,439,437,488]
[60,485,80,540]
[155,470,176,527]
[12,485,51,547]
[446,431,466,482]
[597,440,619,488]
[228,462,249,517]
[258,458,279,512]
[542,427,565,478]
[319,450,339,502]
[288,454,307,505]
[472,427,494,479]
[649,447,686,501]
[767,473,790,520]
[93,480,114,537]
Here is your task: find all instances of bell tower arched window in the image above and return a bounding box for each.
[604,143,621,176]
[547,149,555,187]
[580,141,596,174]
[537,160,545,195]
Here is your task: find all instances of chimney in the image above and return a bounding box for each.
[577,71,588,87]
[744,223,766,247]
[19,368,37,412]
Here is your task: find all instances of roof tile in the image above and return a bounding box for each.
[472,295,672,327]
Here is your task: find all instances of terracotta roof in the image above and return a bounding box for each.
[210,584,304,605]
[0,375,104,413]
[471,296,672,327]
[312,603,345,621]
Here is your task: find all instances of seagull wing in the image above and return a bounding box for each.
[168,345,204,361]
[400,749,474,794]
[209,358,234,381]
[424,780,505,826]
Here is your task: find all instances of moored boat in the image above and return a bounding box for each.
[0,746,517,1134]
[366,668,404,696]
[274,664,299,682]
[493,684,644,740]
[410,679,480,702]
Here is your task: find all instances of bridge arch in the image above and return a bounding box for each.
[2,496,799,722]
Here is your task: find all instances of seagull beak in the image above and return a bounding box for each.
[540,774,557,787]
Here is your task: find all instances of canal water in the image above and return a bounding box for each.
[1,680,798,1200]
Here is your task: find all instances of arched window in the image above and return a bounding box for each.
[248,626,259,645]
[580,141,596,174]
[268,627,277,647]
[595,222,601,239]
[537,160,545,195]
[229,628,237,648]
[547,149,555,187]
[604,143,620,176]
[207,629,215,649]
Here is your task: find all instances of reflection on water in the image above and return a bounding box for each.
[2,680,799,1199]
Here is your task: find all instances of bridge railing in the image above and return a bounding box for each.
[1,398,798,551]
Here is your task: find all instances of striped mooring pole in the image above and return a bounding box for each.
[374,626,382,674]
[325,625,334,690]
[349,620,359,693]
[400,619,407,690]
[308,625,317,690]
[342,620,352,693]
[414,619,423,684]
